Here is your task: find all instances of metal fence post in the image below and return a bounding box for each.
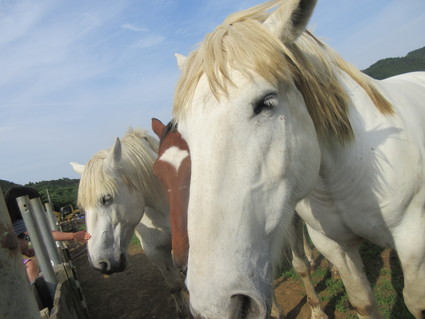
[0,189,40,319]
[44,202,63,250]
[17,195,57,301]
[44,202,59,231]
[30,198,61,265]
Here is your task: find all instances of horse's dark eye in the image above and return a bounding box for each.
[101,194,113,205]
[253,93,277,115]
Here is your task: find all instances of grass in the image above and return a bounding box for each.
[278,241,414,318]
[130,233,141,246]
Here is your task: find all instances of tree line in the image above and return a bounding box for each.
[1,178,79,212]
[363,46,425,79]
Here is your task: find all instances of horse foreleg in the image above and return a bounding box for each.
[302,225,316,271]
[271,290,285,319]
[307,226,381,319]
[393,208,425,319]
[291,214,328,319]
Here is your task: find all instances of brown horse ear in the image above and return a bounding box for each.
[151,118,166,138]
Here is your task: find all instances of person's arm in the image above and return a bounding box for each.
[51,230,90,243]
[51,230,74,241]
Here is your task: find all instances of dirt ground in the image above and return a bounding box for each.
[72,244,178,319]
[71,243,393,319]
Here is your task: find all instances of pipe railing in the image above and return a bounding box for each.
[44,202,59,232]
[30,197,61,266]
[17,195,58,301]
[0,189,40,319]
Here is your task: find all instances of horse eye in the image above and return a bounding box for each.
[101,194,113,205]
[253,93,277,115]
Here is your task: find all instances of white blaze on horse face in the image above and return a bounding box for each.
[179,72,321,317]
[158,146,189,172]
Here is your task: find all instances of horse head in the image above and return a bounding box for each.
[172,0,322,317]
[152,118,190,271]
[71,132,155,274]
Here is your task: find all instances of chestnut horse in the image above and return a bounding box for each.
[151,118,327,319]
[152,118,190,270]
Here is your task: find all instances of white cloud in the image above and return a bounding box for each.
[133,34,165,48]
[122,23,148,32]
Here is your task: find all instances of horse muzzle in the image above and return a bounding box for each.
[90,253,127,275]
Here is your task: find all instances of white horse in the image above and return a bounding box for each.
[172,0,425,318]
[71,128,188,318]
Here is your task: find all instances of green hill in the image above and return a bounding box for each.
[1,178,79,211]
[363,46,425,79]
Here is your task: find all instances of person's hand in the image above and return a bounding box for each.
[73,230,91,243]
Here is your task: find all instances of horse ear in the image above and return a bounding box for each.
[263,0,317,43]
[70,162,85,176]
[174,53,187,71]
[152,118,166,138]
[104,137,122,170]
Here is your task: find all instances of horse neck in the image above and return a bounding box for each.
[121,149,170,219]
[316,71,390,185]
[141,178,169,219]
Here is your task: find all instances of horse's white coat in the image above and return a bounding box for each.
[173,1,425,318]
[71,130,188,317]
[158,146,189,172]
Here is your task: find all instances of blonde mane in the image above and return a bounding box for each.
[78,129,164,209]
[173,0,393,143]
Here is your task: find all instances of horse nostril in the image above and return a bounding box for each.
[231,294,262,319]
[99,261,108,274]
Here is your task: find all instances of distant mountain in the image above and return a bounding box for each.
[363,47,425,79]
[1,178,79,211]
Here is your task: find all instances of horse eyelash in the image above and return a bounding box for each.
[253,93,277,115]
[101,194,113,205]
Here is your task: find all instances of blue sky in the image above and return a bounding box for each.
[1,0,424,185]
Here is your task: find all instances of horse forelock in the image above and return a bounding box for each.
[173,15,291,121]
[78,129,164,210]
[78,151,116,210]
[172,1,392,143]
